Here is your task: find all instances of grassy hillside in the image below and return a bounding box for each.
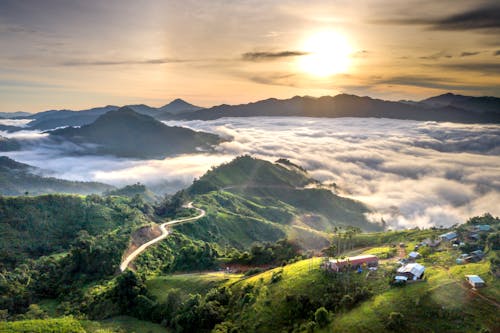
[142,219,499,333]
[179,156,380,249]
[188,156,313,194]
[0,317,86,333]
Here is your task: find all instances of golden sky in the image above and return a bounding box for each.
[1,0,499,112]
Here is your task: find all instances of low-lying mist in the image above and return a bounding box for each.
[2,116,499,229]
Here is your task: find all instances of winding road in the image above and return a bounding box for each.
[120,202,206,272]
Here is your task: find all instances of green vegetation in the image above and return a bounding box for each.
[0,317,85,333]
[363,246,397,259]
[146,273,242,303]
[104,183,158,203]
[0,156,498,333]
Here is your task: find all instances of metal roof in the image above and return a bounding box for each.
[397,263,425,278]
[465,275,485,284]
[439,231,458,240]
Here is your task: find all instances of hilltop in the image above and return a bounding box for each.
[50,107,222,158]
[154,156,380,255]
[158,98,203,115]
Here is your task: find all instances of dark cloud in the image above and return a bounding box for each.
[60,58,187,66]
[242,51,308,61]
[419,51,452,60]
[372,4,500,32]
[247,73,298,87]
[439,62,500,74]
[429,5,500,31]
[460,51,480,57]
[373,75,484,91]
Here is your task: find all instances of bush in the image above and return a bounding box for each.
[271,269,283,283]
[314,307,329,328]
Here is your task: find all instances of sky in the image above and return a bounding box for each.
[1,0,500,112]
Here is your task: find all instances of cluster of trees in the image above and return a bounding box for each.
[322,226,362,257]
[155,190,188,217]
[88,270,232,333]
[230,239,302,266]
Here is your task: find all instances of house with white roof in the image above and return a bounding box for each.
[396,263,425,281]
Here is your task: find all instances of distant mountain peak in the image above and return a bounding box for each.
[159,98,203,115]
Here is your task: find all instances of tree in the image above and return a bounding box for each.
[314,307,330,328]
[112,270,147,314]
[322,242,337,258]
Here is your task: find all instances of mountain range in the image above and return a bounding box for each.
[2,93,498,132]
[49,107,222,158]
[165,93,500,123]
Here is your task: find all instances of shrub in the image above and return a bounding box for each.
[314,307,329,328]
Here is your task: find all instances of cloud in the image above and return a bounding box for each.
[247,73,298,87]
[419,51,452,60]
[0,119,31,127]
[460,51,480,57]
[3,117,500,230]
[161,117,500,229]
[241,51,308,61]
[373,4,500,32]
[438,62,500,74]
[373,75,486,91]
[60,58,188,66]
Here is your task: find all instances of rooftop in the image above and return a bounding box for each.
[465,275,485,284]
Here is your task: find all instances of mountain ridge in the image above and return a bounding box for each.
[49,107,222,158]
[164,93,500,123]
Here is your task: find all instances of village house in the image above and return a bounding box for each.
[439,231,458,242]
[457,250,484,264]
[466,275,485,288]
[407,251,420,261]
[323,254,378,272]
[474,224,491,232]
[395,263,425,281]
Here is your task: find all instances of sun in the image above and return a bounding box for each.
[298,31,353,77]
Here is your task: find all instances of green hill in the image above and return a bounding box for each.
[176,156,379,252]
[188,156,313,194]
[50,107,222,158]
[0,156,113,196]
[105,183,158,203]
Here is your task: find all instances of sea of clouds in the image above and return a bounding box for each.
[1,116,499,229]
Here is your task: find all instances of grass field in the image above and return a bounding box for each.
[82,316,169,333]
[362,246,397,259]
[0,317,85,333]
[146,272,243,302]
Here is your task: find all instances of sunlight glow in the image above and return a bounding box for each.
[299,31,353,77]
